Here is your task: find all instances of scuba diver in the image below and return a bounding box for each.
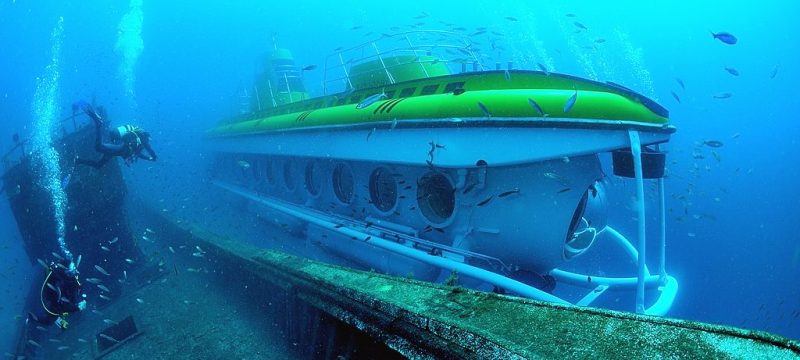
[21,259,86,358]
[73,101,157,169]
[28,259,87,329]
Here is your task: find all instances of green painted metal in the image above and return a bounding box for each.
[209,87,668,137]
[350,55,451,89]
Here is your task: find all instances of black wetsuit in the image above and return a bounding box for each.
[30,264,83,325]
[22,263,84,358]
[76,107,157,169]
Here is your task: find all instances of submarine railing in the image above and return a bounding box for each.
[213,180,678,315]
[322,30,483,95]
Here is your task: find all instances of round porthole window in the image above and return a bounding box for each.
[416,172,455,225]
[369,167,397,213]
[304,161,322,197]
[332,163,353,204]
[283,161,295,191]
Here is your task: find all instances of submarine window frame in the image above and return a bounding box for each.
[444,82,465,93]
[416,171,457,227]
[262,158,275,186]
[420,84,439,96]
[398,87,416,98]
[332,163,354,205]
[282,160,296,192]
[304,161,322,198]
[368,166,398,215]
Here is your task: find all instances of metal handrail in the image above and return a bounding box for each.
[322,30,484,95]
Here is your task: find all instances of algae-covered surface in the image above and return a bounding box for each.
[165,214,800,360]
[256,250,800,360]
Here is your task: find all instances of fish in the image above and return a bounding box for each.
[195,246,204,253]
[145,228,155,234]
[57,346,69,351]
[366,127,376,141]
[61,173,72,190]
[85,277,102,284]
[594,38,606,43]
[724,67,739,76]
[711,31,737,45]
[504,16,518,21]
[477,102,491,118]
[477,196,493,207]
[356,92,387,109]
[97,284,111,292]
[498,188,520,198]
[125,258,135,264]
[770,65,778,79]
[470,30,487,36]
[103,319,117,325]
[503,69,511,81]
[301,64,317,71]
[136,298,145,304]
[109,237,119,244]
[563,90,578,113]
[52,252,63,261]
[169,246,175,254]
[77,338,88,343]
[237,160,251,169]
[703,140,724,148]
[574,21,588,30]
[675,77,685,89]
[713,92,733,99]
[557,188,572,193]
[452,87,465,95]
[536,63,550,75]
[413,12,428,19]
[526,97,546,117]
[390,118,398,129]
[670,91,681,103]
[94,265,110,276]
[37,258,48,269]
[27,340,41,348]
[192,252,204,258]
[99,334,119,343]
[46,283,58,292]
[101,246,110,252]
[565,13,576,17]
[76,254,82,268]
[48,338,61,343]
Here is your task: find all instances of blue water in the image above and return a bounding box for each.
[1,0,799,352]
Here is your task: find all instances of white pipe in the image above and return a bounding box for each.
[603,226,651,277]
[657,144,667,281]
[628,129,647,314]
[214,181,569,305]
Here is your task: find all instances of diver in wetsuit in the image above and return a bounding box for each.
[21,259,87,358]
[74,101,157,169]
[28,260,87,329]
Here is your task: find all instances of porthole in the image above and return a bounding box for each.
[369,167,397,213]
[332,163,354,204]
[283,160,296,191]
[304,161,322,197]
[416,172,456,225]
